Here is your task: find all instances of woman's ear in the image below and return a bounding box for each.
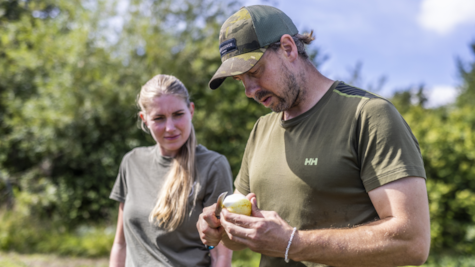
[139,112,147,126]
[279,34,298,62]
[189,102,195,118]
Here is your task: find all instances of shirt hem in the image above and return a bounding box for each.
[363,166,427,192]
[110,193,125,203]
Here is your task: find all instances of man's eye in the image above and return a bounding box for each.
[249,69,259,76]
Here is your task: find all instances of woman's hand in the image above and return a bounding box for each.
[197,203,225,247]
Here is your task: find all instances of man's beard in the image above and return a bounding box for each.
[254,64,304,113]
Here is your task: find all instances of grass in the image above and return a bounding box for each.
[3,249,475,267]
[2,250,475,267]
[0,250,259,267]
[0,211,115,257]
[1,211,475,267]
[0,252,109,267]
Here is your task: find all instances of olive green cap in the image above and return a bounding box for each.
[208,5,298,90]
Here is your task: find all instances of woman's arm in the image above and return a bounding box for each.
[210,242,233,267]
[109,202,126,267]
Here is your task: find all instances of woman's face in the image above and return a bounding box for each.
[140,95,194,157]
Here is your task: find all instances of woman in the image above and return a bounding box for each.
[109,74,233,267]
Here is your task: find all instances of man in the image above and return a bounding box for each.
[197,5,430,267]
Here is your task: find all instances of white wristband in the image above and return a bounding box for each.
[285,227,297,263]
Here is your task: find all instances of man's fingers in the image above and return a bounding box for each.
[220,217,263,251]
[224,225,254,246]
[221,208,261,228]
[245,193,256,201]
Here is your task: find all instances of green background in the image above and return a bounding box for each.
[1,0,474,265]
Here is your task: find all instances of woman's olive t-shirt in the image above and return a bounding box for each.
[110,144,233,267]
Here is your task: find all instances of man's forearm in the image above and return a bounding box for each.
[289,217,429,267]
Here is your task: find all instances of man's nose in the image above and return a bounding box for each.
[242,77,259,98]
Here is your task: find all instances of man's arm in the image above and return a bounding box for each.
[220,177,430,267]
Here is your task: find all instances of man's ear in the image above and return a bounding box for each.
[279,34,298,62]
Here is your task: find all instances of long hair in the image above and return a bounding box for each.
[137,74,198,231]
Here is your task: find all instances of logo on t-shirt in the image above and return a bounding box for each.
[304,158,318,166]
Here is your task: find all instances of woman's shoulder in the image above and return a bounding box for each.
[195,144,228,165]
[122,145,157,163]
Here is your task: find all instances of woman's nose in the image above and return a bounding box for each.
[165,118,176,131]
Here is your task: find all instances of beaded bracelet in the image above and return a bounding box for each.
[285,227,297,263]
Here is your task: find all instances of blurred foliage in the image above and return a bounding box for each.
[389,42,475,255]
[0,210,114,257]
[232,248,261,267]
[0,0,323,228]
[1,0,475,261]
[0,0,149,226]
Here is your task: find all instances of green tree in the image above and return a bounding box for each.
[390,42,475,255]
[0,0,142,224]
[0,0,325,229]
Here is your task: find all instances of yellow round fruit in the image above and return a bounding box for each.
[222,194,252,216]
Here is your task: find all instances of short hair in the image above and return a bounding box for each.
[267,30,315,59]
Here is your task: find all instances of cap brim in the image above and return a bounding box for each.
[208,50,265,90]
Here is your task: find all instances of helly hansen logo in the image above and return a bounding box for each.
[305,158,318,165]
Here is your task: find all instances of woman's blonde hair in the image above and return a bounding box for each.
[137,74,198,231]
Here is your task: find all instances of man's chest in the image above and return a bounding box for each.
[247,121,376,229]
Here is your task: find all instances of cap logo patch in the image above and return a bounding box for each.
[219,38,237,57]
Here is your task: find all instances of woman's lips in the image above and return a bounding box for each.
[164,134,180,141]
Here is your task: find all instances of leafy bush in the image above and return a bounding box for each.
[0,210,114,257]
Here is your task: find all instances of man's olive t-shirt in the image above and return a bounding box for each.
[110,144,233,267]
[235,81,426,267]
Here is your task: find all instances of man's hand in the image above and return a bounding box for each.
[197,203,225,247]
[220,193,295,258]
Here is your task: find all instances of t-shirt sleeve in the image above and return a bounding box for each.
[358,98,426,192]
[202,155,234,207]
[110,155,128,203]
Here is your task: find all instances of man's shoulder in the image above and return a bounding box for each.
[333,81,384,100]
[331,81,399,116]
[255,111,281,128]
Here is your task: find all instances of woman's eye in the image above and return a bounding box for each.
[154,117,164,121]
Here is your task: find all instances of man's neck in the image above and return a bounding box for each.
[283,65,334,120]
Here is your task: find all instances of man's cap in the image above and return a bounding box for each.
[208,5,298,90]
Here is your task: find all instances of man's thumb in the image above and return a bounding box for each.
[250,197,263,217]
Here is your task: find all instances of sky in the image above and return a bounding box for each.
[242,0,475,107]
